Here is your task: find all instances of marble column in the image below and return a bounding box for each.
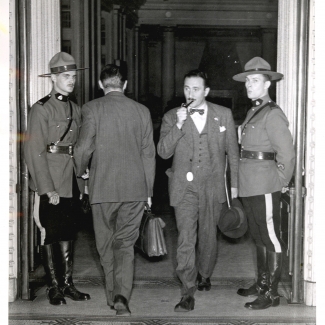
[29,0,61,105]
[161,26,175,111]
[139,32,149,102]
[276,0,299,138]
[303,0,317,307]
[9,0,19,303]
[16,0,60,302]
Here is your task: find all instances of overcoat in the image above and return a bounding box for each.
[74,91,156,204]
[24,89,83,197]
[157,102,239,207]
[238,95,295,197]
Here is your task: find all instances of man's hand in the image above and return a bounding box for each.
[176,107,188,129]
[231,187,238,199]
[47,191,60,205]
[147,197,152,208]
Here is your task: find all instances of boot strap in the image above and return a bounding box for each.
[265,291,280,300]
[256,284,268,294]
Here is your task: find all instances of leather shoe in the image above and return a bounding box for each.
[244,292,280,310]
[114,294,131,316]
[46,286,66,306]
[237,283,259,297]
[197,273,211,291]
[174,295,195,312]
[62,283,91,301]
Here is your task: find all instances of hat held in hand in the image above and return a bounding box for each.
[232,57,283,82]
[39,52,88,77]
[219,198,247,239]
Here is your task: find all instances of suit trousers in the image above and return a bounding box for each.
[242,191,282,253]
[174,174,222,296]
[91,201,145,305]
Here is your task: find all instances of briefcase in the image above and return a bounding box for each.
[135,205,167,257]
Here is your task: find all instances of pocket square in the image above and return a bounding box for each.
[220,126,226,132]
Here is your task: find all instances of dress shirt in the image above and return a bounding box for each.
[189,102,208,133]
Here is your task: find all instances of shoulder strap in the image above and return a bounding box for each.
[53,101,73,145]
[37,94,51,105]
[241,101,272,134]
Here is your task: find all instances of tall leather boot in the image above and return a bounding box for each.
[41,244,66,305]
[245,251,282,310]
[58,241,91,301]
[237,245,268,297]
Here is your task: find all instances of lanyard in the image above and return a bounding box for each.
[53,101,73,145]
[241,102,272,134]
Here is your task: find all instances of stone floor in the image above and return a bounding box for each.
[9,212,316,325]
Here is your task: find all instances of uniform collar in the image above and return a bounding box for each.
[55,92,70,102]
[251,94,271,107]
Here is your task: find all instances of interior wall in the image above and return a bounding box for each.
[144,27,271,122]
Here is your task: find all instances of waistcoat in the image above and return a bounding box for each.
[190,118,211,177]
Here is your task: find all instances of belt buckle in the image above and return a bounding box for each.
[47,144,55,153]
[68,145,73,156]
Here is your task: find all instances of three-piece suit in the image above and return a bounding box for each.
[157,101,239,296]
[74,91,156,306]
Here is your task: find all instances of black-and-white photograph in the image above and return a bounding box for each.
[4,0,324,324]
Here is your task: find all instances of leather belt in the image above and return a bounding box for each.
[240,150,275,160]
[47,144,74,155]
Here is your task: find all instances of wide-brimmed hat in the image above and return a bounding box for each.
[218,198,247,239]
[232,57,283,82]
[39,52,88,77]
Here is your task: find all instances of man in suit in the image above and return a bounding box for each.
[74,64,155,316]
[157,69,239,312]
[233,57,295,310]
[24,52,90,306]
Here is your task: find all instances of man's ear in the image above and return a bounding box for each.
[123,80,128,91]
[264,80,271,90]
[51,74,56,83]
[204,87,210,97]
[98,80,104,90]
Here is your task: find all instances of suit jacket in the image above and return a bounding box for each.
[74,91,156,204]
[157,101,239,207]
[24,89,84,197]
[239,95,295,197]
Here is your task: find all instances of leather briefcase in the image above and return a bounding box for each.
[135,205,167,257]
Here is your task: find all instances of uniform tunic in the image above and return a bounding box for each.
[24,89,84,244]
[24,89,83,197]
[238,95,295,252]
[239,95,295,197]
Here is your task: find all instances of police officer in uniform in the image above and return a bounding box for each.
[233,57,295,309]
[24,52,90,306]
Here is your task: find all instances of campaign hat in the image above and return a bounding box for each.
[218,198,247,239]
[39,52,88,77]
[232,57,283,82]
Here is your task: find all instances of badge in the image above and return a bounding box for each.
[186,172,193,181]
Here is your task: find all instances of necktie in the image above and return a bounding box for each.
[189,108,204,115]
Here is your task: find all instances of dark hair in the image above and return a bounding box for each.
[183,69,209,88]
[100,63,127,89]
